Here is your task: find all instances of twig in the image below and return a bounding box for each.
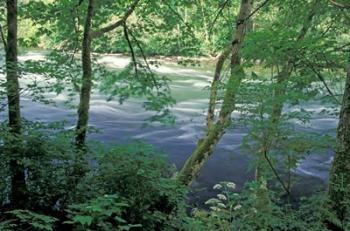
[208,0,230,35]
[91,0,140,38]
[329,0,350,8]
[263,150,291,197]
[160,0,194,34]
[305,61,341,104]
[238,0,270,25]
[123,23,138,75]
[128,28,159,89]
[0,24,7,49]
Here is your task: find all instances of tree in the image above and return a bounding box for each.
[177,0,253,186]
[75,0,94,147]
[327,2,350,227]
[75,0,140,146]
[5,0,26,208]
[255,0,321,190]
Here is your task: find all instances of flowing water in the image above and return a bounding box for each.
[0,52,338,205]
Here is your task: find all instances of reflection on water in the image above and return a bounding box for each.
[0,52,338,203]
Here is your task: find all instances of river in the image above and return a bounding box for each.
[0,51,338,205]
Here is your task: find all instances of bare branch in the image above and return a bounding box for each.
[128,28,159,88]
[244,0,270,22]
[208,0,230,35]
[160,0,194,34]
[306,61,341,105]
[264,149,291,197]
[0,24,7,49]
[91,0,140,38]
[329,0,350,8]
[123,23,138,75]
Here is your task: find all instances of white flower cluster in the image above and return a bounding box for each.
[226,182,236,189]
[217,193,227,201]
[205,198,221,205]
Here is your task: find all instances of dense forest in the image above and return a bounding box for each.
[0,0,350,230]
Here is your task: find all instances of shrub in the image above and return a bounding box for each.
[75,142,188,230]
[0,122,188,230]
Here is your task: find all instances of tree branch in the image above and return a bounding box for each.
[160,0,194,34]
[244,0,270,22]
[208,0,230,35]
[306,61,341,105]
[91,0,140,38]
[0,24,7,49]
[123,23,138,75]
[329,0,350,8]
[128,28,159,89]
[264,149,291,197]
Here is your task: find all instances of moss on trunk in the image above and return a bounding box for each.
[6,0,26,208]
[328,51,350,226]
[177,0,253,185]
[75,0,94,147]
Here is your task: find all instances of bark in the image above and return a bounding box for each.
[177,0,253,186]
[91,0,140,38]
[329,0,350,9]
[5,0,26,207]
[328,51,350,226]
[207,46,231,128]
[75,0,94,146]
[75,0,140,146]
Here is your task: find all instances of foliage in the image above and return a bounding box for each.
[64,194,141,231]
[75,142,188,230]
[0,123,188,230]
[0,210,58,231]
[1,0,350,230]
[190,182,334,231]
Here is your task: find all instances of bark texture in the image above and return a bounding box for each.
[75,0,140,146]
[328,51,350,226]
[177,0,253,186]
[6,0,26,207]
[75,0,94,146]
[207,46,231,128]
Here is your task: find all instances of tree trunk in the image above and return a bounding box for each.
[177,0,253,186]
[75,0,94,147]
[255,0,319,184]
[328,51,350,227]
[207,46,231,128]
[6,0,26,208]
[253,2,320,212]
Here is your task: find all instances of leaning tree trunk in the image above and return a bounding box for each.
[328,50,350,227]
[5,0,26,208]
[207,46,231,128]
[177,0,253,186]
[75,0,94,147]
